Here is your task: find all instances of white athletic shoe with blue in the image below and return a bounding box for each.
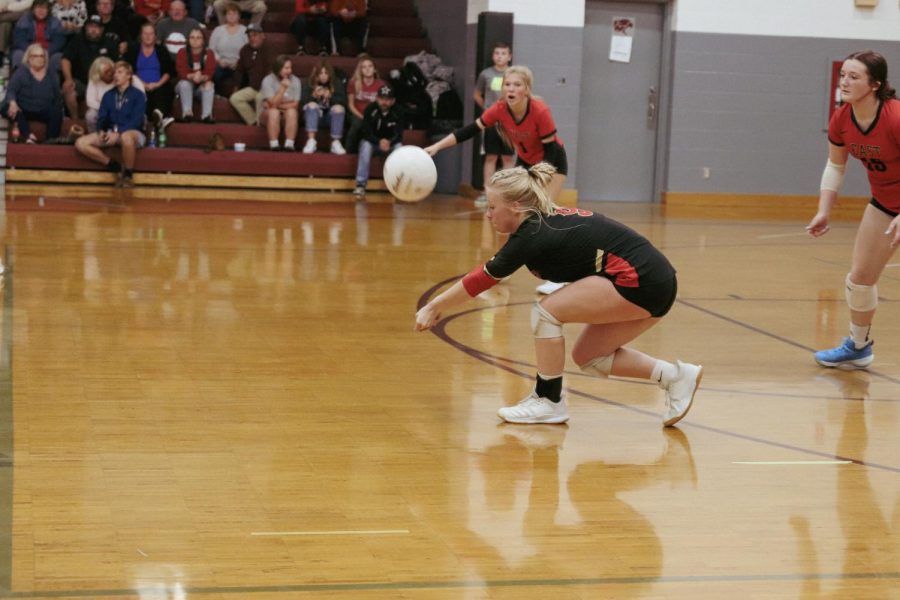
[498,392,569,424]
[662,361,703,427]
[814,337,874,369]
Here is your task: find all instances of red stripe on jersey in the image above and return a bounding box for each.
[462,265,499,297]
[605,253,639,288]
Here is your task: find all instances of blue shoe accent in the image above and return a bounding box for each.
[814,337,874,369]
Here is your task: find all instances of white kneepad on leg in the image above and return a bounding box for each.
[531,302,563,338]
[845,274,878,312]
[579,354,614,378]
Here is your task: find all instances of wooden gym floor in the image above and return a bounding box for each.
[0,185,896,599]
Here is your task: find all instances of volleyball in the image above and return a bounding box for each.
[382,146,437,202]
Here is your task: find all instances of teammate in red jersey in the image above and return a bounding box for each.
[807,50,900,369]
[425,64,569,295]
[414,163,702,427]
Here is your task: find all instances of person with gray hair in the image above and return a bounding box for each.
[415,162,702,427]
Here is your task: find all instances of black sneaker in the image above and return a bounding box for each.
[202,116,216,124]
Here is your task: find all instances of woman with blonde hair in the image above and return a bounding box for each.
[415,163,702,427]
[86,56,146,132]
[344,54,384,150]
[425,64,569,295]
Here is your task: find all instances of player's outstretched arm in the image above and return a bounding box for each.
[415,280,471,331]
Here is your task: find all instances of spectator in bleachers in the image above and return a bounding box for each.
[156,0,197,59]
[85,54,144,131]
[213,0,264,29]
[1,43,63,143]
[227,22,269,125]
[208,2,246,95]
[92,0,128,55]
[52,0,87,37]
[329,0,365,57]
[75,60,147,187]
[290,0,328,56]
[175,25,215,122]
[11,0,65,71]
[353,84,404,197]
[259,54,301,150]
[0,0,33,66]
[125,22,175,124]
[61,14,118,117]
[344,54,382,152]
[300,59,345,154]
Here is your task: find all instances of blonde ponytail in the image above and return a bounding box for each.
[489,162,559,218]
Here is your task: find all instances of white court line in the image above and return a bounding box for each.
[454,210,484,217]
[251,529,410,536]
[884,263,900,269]
[757,232,811,240]
[732,460,852,465]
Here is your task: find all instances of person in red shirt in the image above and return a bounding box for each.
[414,163,702,427]
[174,26,216,122]
[807,50,900,369]
[426,64,569,295]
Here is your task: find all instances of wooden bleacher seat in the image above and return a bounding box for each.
[6,0,438,192]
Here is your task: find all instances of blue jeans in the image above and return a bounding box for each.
[304,105,345,139]
[356,140,401,187]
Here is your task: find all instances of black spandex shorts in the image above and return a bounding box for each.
[606,275,678,318]
[483,126,514,156]
[870,197,899,217]
[516,145,569,176]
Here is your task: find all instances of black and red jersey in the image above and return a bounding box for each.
[463,208,674,296]
[479,97,563,166]
[828,98,900,210]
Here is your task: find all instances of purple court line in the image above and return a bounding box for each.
[416,277,900,475]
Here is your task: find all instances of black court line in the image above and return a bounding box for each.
[1,571,900,597]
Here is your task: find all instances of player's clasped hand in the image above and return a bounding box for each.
[414,305,440,331]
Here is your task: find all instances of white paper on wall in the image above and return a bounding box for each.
[610,16,635,63]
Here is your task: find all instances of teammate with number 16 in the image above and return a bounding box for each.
[414,163,703,427]
[806,50,900,369]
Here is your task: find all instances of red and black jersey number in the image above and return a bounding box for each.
[555,207,594,217]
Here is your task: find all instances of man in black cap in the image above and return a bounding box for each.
[61,13,119,117]
[353,84,405,197]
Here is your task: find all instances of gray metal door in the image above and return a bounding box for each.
[577,1,664,202]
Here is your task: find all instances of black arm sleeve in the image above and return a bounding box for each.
[452,121,481,143]
[542,140,563,167]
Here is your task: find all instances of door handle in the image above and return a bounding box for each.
[647,86,658,126]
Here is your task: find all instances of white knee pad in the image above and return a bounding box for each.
[579,354,615,378]
[531,302,563,338]
[845,274,878,312]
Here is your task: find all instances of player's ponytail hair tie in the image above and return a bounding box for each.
[846,49,897,101]
[490,163,558,218]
